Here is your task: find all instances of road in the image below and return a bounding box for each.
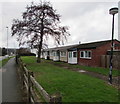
[2,57,23,102]
[0,56,3,61]
[0,56,2,61]
[0,56,8,61]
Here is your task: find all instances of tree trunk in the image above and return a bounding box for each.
[37,44,41,63]
[36,12,44,63]
[37,33,44,63]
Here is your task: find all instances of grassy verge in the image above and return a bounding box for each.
[0,56,15,68]
[50,61,119,77]
[21,56,119,102]
[72,64,119,76]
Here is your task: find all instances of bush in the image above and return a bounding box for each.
[19,53,36,56]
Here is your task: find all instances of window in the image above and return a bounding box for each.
[73,52,77,57]
[63,52,66,56]
[50,52,53,56]
[47,51,50,55]
[80,51,92,59]
[61,51,66,57]
[56,51,59,56]
[61,52,63,56]
[53,52,56,56]
[69,52,72,58]
[85,51,88,57]
[61,52,62,56]
[88,51,91,58]
[45,52,47,55]
[80,51,84,57]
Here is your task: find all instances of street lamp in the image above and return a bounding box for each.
[109,7,118,84]
[6,26,8,56]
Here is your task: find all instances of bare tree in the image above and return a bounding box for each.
[11,1,70,63]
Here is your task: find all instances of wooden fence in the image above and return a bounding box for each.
[101,55,120,69]
[17,57,62,103]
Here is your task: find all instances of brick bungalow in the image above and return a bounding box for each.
[76,39,120,67]
[41,39,120,67]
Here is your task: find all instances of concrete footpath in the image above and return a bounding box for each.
[2,57,23,102]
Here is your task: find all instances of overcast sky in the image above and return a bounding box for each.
[0,0,119,48]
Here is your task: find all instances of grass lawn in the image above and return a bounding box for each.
[52,61,120,77]
[0,56,15,68]
[21,56,119,102]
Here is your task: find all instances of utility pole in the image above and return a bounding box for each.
[6,26,8,56]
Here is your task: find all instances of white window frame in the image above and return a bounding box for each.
[50,51,53,56]
[80,51,92,59]
[60,51,63,57]
[69,51,77,58]
[60,51,66,57]
[68,51,72,58]
[53,51,56,56]
[63,51,66,57]
[73,51,77,58]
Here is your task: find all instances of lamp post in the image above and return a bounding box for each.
[6,26,8,56]
[109,7,118,84]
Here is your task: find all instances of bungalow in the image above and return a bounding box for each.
[50,45,75,62]
[58,45,78,62]
[42,49,50,59]
[42,44,79,62]
[76,39,120,67]
[42,47,60,61]
[41,39,120,67]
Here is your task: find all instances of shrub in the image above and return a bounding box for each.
[19,53,36,56]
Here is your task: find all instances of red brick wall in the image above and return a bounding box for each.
[78,48,97,66]
[78,40,120,67]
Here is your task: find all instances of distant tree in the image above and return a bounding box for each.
[0,48,2,56]
[18,48,31,54]
[2,48,7,56]
[11,1,70,63]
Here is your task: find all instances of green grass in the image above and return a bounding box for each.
[51,61,120,77]
[0,56,15,68]
[21,56,119,102]
[73,64,119,76]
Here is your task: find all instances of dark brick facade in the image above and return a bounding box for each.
[78,40,120,67]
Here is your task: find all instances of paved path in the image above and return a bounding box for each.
[2,57,23,102]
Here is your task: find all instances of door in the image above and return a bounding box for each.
[68,51,77,64]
